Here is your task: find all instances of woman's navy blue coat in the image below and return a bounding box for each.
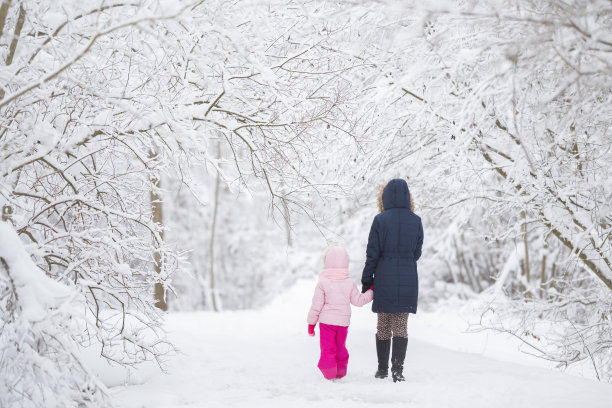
[361,179,424,314]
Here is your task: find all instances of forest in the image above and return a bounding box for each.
[0,1,610,407]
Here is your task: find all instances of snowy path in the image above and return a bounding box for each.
[113,281,612,408]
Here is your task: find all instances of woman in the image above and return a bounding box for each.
[361,178,424,382]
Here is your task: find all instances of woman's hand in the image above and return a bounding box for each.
[308,324,316,336]
[361,280,374,293]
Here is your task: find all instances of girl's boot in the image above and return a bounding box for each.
[391,337,408,382]
[375,336,391,379]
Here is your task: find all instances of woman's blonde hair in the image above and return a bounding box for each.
[377,181,414,213]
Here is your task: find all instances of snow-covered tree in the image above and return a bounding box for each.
[0,0,391,404]
[351,0,612,380]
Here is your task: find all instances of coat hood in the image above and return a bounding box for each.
[320,245,349,280]
[382,178,411,211]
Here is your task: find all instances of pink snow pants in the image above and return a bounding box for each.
[318,323,349,379]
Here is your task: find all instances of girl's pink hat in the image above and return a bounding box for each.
[321,245,349,280]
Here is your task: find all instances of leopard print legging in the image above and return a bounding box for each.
[376,313,408,340]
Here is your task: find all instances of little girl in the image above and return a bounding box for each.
[307,245,373,380]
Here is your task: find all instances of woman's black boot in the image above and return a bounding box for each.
[391,337,408,382]
[375,336,391,378]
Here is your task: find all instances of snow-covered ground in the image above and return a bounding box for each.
[112,280,612,408]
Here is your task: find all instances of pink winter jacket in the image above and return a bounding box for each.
[307,246,373,327]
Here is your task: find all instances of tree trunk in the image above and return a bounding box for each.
[453,237,466,285]
[282,198,292,247]
[521,210,530,283]
[540,240,548,298]
[150,152,167,311]
[0,2,24,100]
[208,141,221,312]
[550,262,557,295]
[1,204,13,222]
[540,254,547,298]
[0,1,12,39]
[5,3,24,65]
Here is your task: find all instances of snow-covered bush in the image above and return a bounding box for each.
[0,2,194,405]
[0,221,108,407]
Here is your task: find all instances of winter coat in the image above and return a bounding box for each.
[361,179,424,314]
[307,246,373,327]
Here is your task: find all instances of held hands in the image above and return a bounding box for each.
[308,324,316,337]
[361,280,374,293]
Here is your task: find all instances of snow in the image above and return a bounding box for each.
[0,221,71,321]
[157,0,184,15]
[117,263,132,278]
[112,279,612,408]
[43,12,66,28]
[78,342,158,388]
[2,0,611,404]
